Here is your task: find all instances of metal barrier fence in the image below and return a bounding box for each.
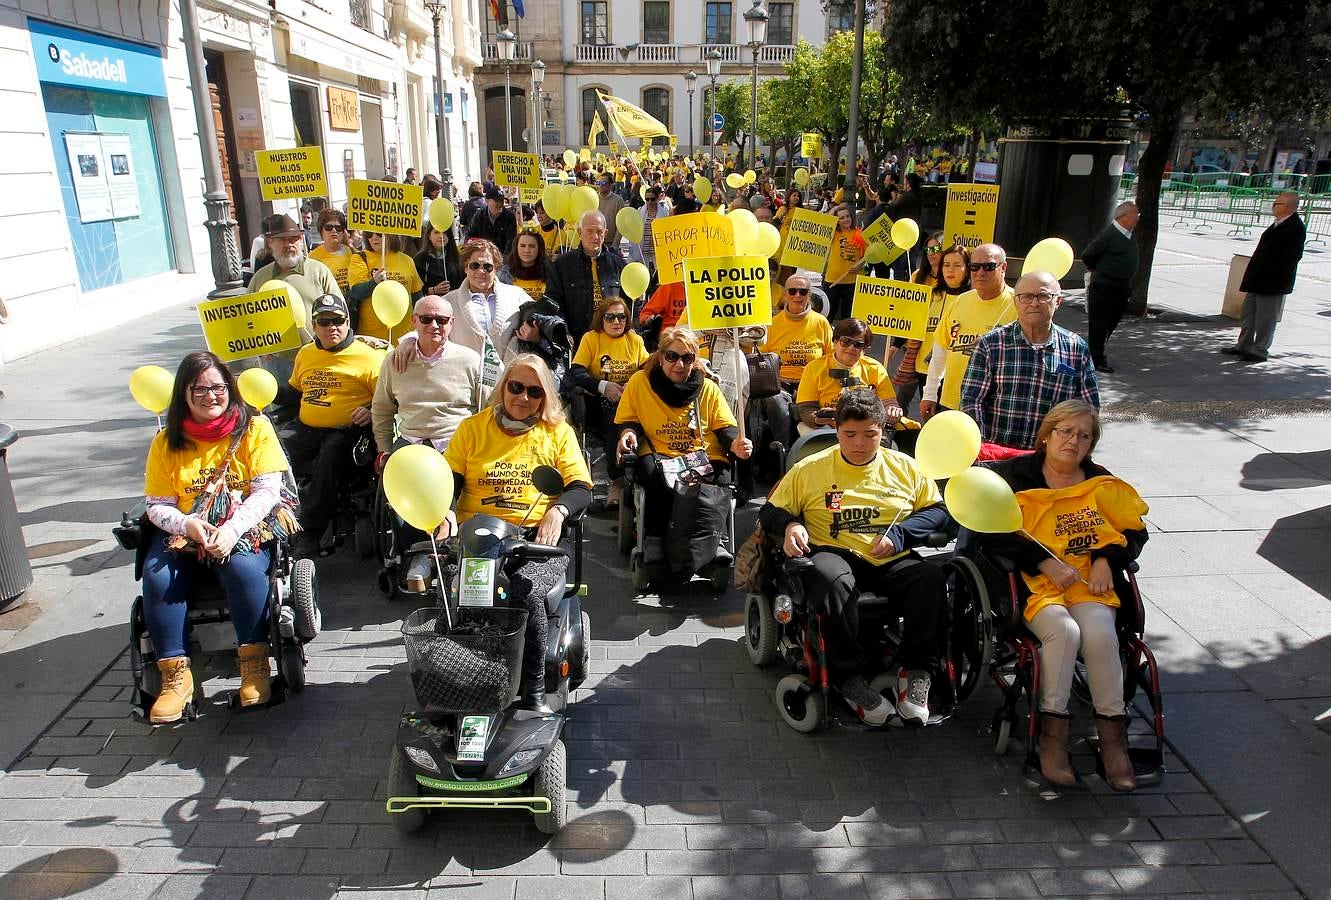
[1119,172,1331,245]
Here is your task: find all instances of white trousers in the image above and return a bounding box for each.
[1029,602,1124,717]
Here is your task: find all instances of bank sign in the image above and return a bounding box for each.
[29,19,167,98]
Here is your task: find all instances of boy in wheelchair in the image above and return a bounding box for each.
[757,391,951,726]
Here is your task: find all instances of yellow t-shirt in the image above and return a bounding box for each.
[537,223,562,257]
[615,370,736,462]
[572,329,649,384]
[762,310,834,383]
[824,229,865,286]
[935,286,1017,409]
[767,444,942,566]
[308,245,371,294]
[358,251,424,340]
[144,416,288,513]
[289,340,384,429]
[444,408,591,525]
[510,276,546,303]
[915,288,949,375]
[795,354,896,408]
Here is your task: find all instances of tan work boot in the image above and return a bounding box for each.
[1095,713,1138,792]
[236,643,272,707]
[1037,711,1078,787]
[150,657,195,724]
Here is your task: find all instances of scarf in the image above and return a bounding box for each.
[182,406,240,444]
[784,304,812,321]
[497,411,540,435]
[648,363,704,408]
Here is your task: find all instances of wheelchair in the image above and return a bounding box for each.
[113,508,321,720]
[945,541,1166,788]
[278,422,378,558]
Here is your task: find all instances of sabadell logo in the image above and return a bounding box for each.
[48,41,128,84]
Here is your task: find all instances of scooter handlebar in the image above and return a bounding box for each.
[507,540,569,561]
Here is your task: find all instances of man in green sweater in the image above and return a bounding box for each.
[371,295,482,591]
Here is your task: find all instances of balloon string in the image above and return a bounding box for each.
[1020,527,1090,586]
[155,414,162,432]
[430,531,454,632]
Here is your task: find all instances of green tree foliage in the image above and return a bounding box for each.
[713,80,752,163]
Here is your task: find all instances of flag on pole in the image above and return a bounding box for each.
[513,0,525,17]
[597,91,670,139]
[489,0,502,22]
[587,111,607,147]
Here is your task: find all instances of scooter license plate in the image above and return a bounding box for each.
[457,714,489,761]
[458,558,496,607]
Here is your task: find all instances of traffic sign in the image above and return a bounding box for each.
[709,113,725,131]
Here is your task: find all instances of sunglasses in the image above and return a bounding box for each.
[467,262,495,272]
[603,312,628,322]
[190,384,228,399]
[416,314,452,325]
[926,243,943,253]
[314,317,347,327]
[969,261,1001,272]
[662,350,697,365]
[837,337,870,350]
[321,224,345,232]
[786,287,810,296]
[505,380,545,399]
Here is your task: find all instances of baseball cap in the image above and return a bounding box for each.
[484,187,504,201]
[262,213,302,237]
[310,293,350,320]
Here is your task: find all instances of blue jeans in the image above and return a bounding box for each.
[142,530,272,659]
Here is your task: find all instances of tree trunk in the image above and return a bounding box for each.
[964,126,981,183]
[1129,112,1180,317]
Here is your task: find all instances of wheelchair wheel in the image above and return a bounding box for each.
[708,569,730,593]
[290,558,321,641]
[630,549,651,592]
[992,709,1014,756]
[280,642,306,693]
[743,592,779,666]
[387,747,426,834]
[945,556,994,703]
[354,514,376,559]
[616,493,634,555]
[775,674,825,733]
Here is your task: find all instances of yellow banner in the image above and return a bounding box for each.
[779,208,839,273]
[197,288,302,363]
[610,141,620,153]
[651,212,735,285]
[801,132,823,159]
[859,216,907,266]
[519,186,542,204]
[850,276,932,341]
[254,147,326,201]
[943,183,1001,250]
[579,147,592,162]
[346,179,425,236]
[683,256,774,330]
[492,151,543,190]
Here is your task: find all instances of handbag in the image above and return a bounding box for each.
[733,519,767,593]
[667,478,728,575]
[746,350,782,400]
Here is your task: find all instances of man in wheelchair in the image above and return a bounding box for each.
[284,293,384,558]
[758,391,951,726]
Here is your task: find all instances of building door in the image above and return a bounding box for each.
[204,49,247,249]
[361,98,386,180]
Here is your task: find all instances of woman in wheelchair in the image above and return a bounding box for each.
[141,352,292,723]
[757,391,951,726]
[984,400,1148,791]
[442,354,592,713]
[614,327,752,567]
[759,272,834,450]
[569,296,649,509]
[795,318,901,434]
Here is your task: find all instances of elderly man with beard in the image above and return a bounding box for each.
[545,210,627,345]
[248,213,341,301]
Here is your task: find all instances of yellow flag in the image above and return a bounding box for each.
[587,110,607,147]
[598,91,670,139]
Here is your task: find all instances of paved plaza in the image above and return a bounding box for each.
[0,224,1328,899]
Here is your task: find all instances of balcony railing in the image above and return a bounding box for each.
[570,43,794,66]
[575,44,616,62]
[482,40,535,62]
[760,45,795,64]
[702,43,740,62]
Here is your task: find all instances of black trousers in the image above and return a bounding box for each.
[1087,278,1132,363]
[284,422,367,535]
[827,284,856,323]
[582,395,626,479]
[801,549,947,679]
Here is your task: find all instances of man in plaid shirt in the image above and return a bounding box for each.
[960,271,1100,451]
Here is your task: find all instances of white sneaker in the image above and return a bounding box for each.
[404,553,433,593]
[839,675,890,727]
[895,668,931,725]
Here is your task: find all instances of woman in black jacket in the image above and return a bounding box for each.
[414,222,463,299]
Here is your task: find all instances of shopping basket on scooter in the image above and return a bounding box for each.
[402,606,528,713]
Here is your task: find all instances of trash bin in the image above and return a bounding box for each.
[1223,254,1251,319]
[0,424,32,611]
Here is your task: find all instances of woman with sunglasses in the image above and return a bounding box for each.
[443,355,592,712]
[414,222,462,300]
[760,273,834,448]
[140,352,292,722]
[795,318,901,433]
[824,205,867,322]
[308,209,370,295]
[570,297,649,508]
[349,233,424,340]
[614,327,753,561]
[893,239,970,413]
[499,228,554,302]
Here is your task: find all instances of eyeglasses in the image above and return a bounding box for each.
[467,262,495,272]
[837,337,870,351]
[603,312,628,322]
[505,380,545,400]
[190,384,228,400]
[1051,425,1093,443]
[416,314,452,325]
[926,243,944,254]
[321,224,345,232]
[786,287,810,296]
[662,350,697,365]
[969,261,1002,272]
[1015,291,1061,305]
[314,317,347,327]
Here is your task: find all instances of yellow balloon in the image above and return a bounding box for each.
[541,183,568,221]
[562,149,577,167]
[259,279,304,328]
[945,467,1024,534]
[616,206,645,243]
[129,365,174,415]
[729,208,758,254]
[1023,237,1075,279]
[372,280,411,329]
[914,410,982,479]
[621,261,651,301]
[693,177,713,203]
[237,367,279,409]
[744,169,757,185]
[794,167,810,187]
[382,443,455,532]
[753,221,781,258]
[863,242,886,265]
[428,198,456,231]
[890,217,920,249]
[568,185,599,221]
[725,172,745,189]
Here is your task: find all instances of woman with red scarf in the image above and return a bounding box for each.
[140,352,290,723]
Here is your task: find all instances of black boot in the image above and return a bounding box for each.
[519,652,552,714]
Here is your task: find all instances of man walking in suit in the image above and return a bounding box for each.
[1225,191,1306,362]
[1081,201,1140,373]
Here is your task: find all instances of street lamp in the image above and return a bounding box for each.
[496,28,516,152]
[423,0,453,199]
[705,49,721,162]
[531,59,546,156]
[742,0,768,170]
[685,70,697,159]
